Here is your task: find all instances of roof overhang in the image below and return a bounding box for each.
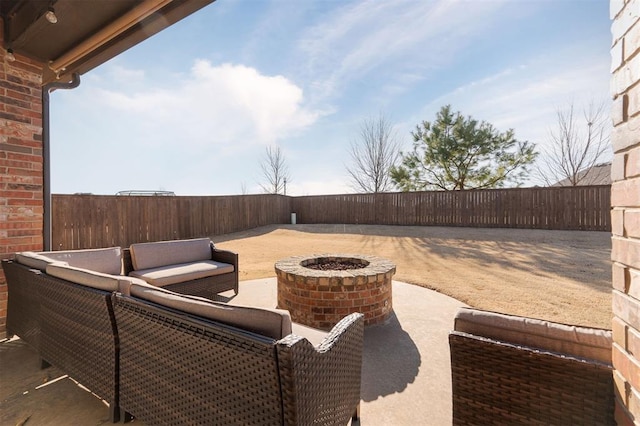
[1,0,215,85]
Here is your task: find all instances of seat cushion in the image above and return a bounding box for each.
[129,260,234,287]
[129,238,212,271]
[454,307,612,364]
[291,322,329,347]
[129,283,292,340]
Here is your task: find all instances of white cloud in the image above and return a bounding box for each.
[296,0,511,101]
[50,61,324,195]
[109,65,145,82]
[96,61,321,149]
[410,49,611,186]
[418,52,610,147]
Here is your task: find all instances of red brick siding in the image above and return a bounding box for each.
[0,43,45,338]
[611,0,640,421]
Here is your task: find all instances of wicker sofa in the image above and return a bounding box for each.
[114,282,364,425]
[125,237,239,298]
[449,307,615,425]
[4,238,238,351]
[2,240,364,425]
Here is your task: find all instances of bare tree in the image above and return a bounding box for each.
[347,113,401,193]
[259,145,290,195]
[537,101,610,186]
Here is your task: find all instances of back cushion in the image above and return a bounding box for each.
[16,247,122,274]
[46,263,124,292]
[15,251,57,271]
[44,247,122,275]
[130,283,292,340]
[454,307,612,364]
[130,238,212,271]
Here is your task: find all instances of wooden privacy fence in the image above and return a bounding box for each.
[52,194,292,250]
[292,186,611,231]
[52,185,610,249]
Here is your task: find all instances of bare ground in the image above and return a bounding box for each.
[214,224,612,329]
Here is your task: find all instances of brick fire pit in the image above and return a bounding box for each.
[275,254,396,330]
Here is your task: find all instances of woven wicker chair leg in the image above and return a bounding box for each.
[108,404,118,423]
[351,403,361,424]
[122,410,134,423]
[112,406,133,423]
[40,358,51,369]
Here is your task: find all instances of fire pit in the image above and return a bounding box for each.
[275,254,396,330]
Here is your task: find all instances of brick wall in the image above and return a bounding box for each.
[0,33,45,339]
[611,0,640,423]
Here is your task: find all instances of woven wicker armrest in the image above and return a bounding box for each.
[2,259,42,350]
[449,330,615,425]
[210,246,238,266]
[121,248,133,275]
[210,244,239,294]
[277,313,364,425]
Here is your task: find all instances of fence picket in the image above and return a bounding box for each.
[51,186,610,249]
[290,186,610,232]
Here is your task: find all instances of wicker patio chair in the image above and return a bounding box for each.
[449,307,615,425]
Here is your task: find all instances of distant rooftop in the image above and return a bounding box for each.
[552,162,611,187]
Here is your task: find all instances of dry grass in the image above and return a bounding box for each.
[215,224,612,329]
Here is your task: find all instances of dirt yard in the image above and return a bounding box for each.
[215,224,612,329]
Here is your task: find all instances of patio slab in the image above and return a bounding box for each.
[0,278,465,425]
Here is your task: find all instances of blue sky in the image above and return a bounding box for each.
[50,0,612,196]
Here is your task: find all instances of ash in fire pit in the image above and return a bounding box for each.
[302,257,369,271]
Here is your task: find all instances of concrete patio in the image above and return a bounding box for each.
[0,278,465,425]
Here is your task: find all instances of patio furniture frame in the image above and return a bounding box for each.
[113,293,364,425]
[2,259,122,422]
[449,321,615,425]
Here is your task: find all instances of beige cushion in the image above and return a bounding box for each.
[454,307,612,364]
[15,251,57,271]
[129,260,234,287]
[118,278,157,296]
[45,262,130,292]
[130,283,292,340]
[292,323,329,347]
[130,238,212,271]
[16,247,123,274]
